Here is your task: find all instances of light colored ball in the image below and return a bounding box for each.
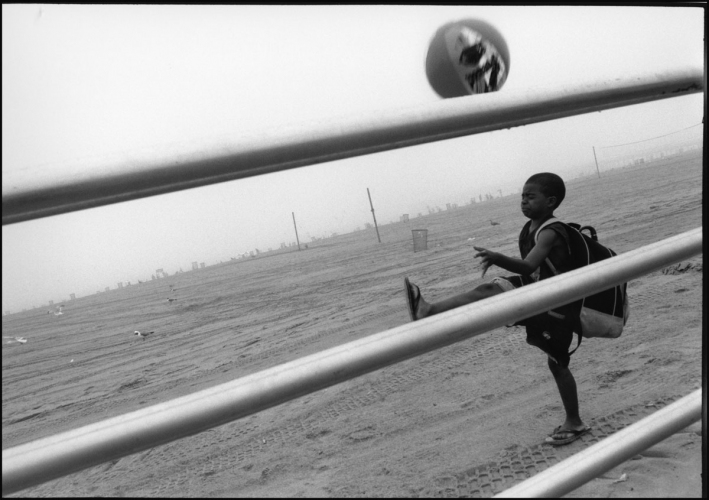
[426,19,510,98]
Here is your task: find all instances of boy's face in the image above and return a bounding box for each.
[520,183,556,220]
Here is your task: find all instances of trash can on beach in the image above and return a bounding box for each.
[412,229,428,252]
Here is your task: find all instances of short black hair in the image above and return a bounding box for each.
[525,173,566,209]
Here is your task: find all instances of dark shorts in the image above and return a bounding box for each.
[492,275,576,368]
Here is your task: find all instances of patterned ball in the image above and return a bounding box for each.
[426,19,510,98]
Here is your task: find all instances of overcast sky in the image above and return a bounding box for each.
[2,5,704,313]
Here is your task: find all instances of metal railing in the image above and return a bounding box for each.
[495,388,702,497]
[2,65,703,496]
[2,227,702,495]
[2,69,702,225]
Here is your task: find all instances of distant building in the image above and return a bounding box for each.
[117,282,123,288]
[70,293,76,300]
[192,262,199,270]
[200,262,206,268]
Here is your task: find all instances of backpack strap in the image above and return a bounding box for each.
[579,225,598,241]
[534,217,560,241]
[533,217,583,355]
[533,217,562,276]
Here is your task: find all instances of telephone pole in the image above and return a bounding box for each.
[367,188,381,243]
[292,212,301,250]
[592,146,601,178]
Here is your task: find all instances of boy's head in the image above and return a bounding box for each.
[524,173,566,210]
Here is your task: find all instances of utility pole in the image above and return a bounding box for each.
[592,146,601,178]
[292,212,301,250]
[367,188,381,243]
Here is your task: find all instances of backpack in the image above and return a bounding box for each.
[535,217,630,340]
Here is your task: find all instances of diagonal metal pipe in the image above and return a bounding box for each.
[2,227,701,495]
[2,69,702,225]
[495,388,702,498]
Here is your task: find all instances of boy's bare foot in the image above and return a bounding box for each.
[404,278,431,321]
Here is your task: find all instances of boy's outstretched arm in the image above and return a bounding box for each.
[474,229,558,277]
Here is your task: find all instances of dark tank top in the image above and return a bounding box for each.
[518,218,571,281]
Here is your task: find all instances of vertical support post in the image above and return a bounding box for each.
[292,212,301,251]
[592,146,601,178]
[367,188,381,243]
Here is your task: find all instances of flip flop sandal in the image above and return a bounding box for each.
[404,277,420,322]
[544,426,591,446]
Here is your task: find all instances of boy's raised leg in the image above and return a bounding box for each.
[404,279,505,321]
[427,282,504,316]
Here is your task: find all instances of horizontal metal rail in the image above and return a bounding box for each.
[2,227,701,495]
[495,388,702,498]
[2,68,702,225]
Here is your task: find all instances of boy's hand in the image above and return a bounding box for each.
[473,246,498,278]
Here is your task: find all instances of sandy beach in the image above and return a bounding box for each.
[2,152,703,497]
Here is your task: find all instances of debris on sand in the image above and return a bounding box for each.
[3,336,27,344]
[662,261,701,275]
[613,473,628,484]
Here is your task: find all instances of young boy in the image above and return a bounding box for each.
[404,172,590,446]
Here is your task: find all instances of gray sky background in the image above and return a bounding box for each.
[2,5,704,313]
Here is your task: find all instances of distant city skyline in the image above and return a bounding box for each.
[4,140,702,315]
